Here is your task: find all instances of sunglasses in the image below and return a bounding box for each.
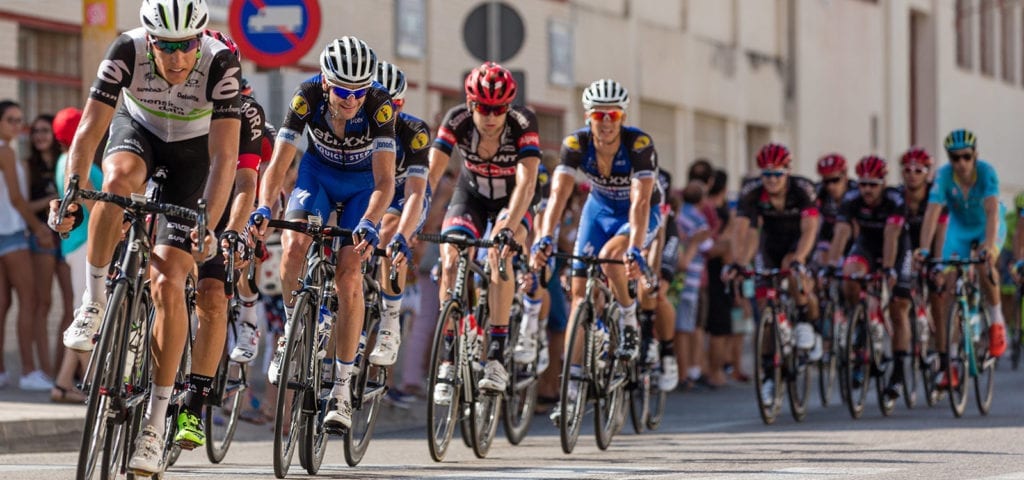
[330,84,370,100]
[903,166,928,175]
[761,169,787,178]
[472,102,510,116]
[588,110,624,123]
[949,152,973,163]
[822,176,844,185]
[858,180,884,187]
[150,36,201,54]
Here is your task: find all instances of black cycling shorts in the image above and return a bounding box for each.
[845,243,913,299]
[441,186,531,239]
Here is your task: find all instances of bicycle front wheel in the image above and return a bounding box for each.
[845,303,871,419]
[974,308,995,415]
[345,307,385,466]
[559,301,591,454]
[628,362,649,434]
[273,292,313,478]
[946,301,969,418]
[754,306,783,425]
[502,304,539,445]
[204,352,247,463]
[426,300,462,462]
[817,299,838,407]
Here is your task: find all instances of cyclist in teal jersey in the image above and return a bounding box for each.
[917,129,1007,375]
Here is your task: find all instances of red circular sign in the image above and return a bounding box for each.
[229,0,321,68]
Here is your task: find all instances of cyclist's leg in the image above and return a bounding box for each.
[842,248,870,307]
[888,249,914,395]
[438,188,485,305]
[937,220,975,379]
[980,219,1008,356]
[279,156,330,311]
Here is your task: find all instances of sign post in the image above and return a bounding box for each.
[229,0,321,68]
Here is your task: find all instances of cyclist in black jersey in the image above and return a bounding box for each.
[427,62,540,395]
[371,60,431,367]
[729,143,822,364]
[815,153,856,263]
[513,163,553,368]
[825,155,913,398]
[251,37,396,431]
[48,1,241,474]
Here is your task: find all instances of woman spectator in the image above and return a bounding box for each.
[0,99,49,390]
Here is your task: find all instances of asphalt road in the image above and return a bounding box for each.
[2,366,1023,479]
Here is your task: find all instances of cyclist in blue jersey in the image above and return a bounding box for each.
[251,37,396,431]
[917,129,1007,382]
[531,79,659,417]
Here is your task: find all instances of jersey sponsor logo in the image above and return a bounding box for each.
[374,103,394,125]
[465,161,517,177]
[291,94,310,118]
[563,134,580,151]
[211,67,241,101]
[294,188,312,204]
[97,59,130,85]
[411,130,430,151]
[437,127,456,145]
[509,109,530,129]
[518,132,540,149]
[632,135,651,151]
[310,126,372,148]
[176,92,200,102]
[538,171,550,186]
[375,137,396,151]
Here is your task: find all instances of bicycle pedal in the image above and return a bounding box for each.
[176,440,200,451]
[324,424,348,436]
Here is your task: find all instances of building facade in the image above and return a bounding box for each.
[0,0,1021,196]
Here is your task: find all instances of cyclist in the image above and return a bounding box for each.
[251,37,396,431]
[815,153,855,265]
[370,60,431,366]
[728,143,821,402]
[917,129,1007,383]
[48,0,241,474]
[513,163,554,370]
[531,78,659,414]
[825,156,912,397]
[427,62,540,395]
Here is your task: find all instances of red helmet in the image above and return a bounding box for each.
[900,147,932,168]
[205,29,239,60]
[856,155,888,179]
[465,62,517,106]
[756,143,792,169]
[816,153,847,176]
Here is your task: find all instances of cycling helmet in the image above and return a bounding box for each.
[320,37,377,87]
[582,79,630,111]
[1015,191,1024,211]
[944,128,977,151]
[816,153,847,176]
[375,61,407,100]
[464,62,517,106]
[900,147,932,167]
[756,143,792,169]
[856,155,888,179]
[204,29,238,60]
[140,0,209,39]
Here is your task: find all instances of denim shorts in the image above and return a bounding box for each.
[28,231,62,259]
[0,230,29,257]
[675,293,699,333]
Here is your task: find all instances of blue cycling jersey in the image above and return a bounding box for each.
[928,160,999,227]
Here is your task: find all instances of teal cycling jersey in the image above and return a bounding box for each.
[927,159,1000,227]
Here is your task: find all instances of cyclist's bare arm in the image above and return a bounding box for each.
[364,150,397,225]
[501,156,540,232]
[827,222,852,267]
[427,148,450,194]
[882,221,901,269]
[257,140,299,217]
[64,99,115,193]
[918,203,944,255]
[731,216,753,266]
[983,196,999,259]
[538,169,574,240]
[226,168,258,233]
[794,214,819,264]
[204,117,241,229]
[627,177,655,250]
[396,176,427,240]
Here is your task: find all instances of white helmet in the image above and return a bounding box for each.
[140,0,209,39]
[582,79,629,110]
[320,37,377,87]
[376,61,407,100]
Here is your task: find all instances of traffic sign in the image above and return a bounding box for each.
[229,0,321,68]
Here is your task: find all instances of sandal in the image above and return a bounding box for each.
[51,385,86,404]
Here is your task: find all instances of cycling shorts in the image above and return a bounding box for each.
[286,156,375,246]
[844,243,913,299]
[441,186,532,239]
[942,213,1006,261]
[571,196,660,276]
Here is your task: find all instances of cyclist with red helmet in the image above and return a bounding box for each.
[729,143,821,404]
[826,155,912,399]
[815,153,856,262]
[427,62,540,395]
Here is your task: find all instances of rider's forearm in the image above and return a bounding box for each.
[628,178,655,250]
[503,160,538,232]
[882,224,900,268]
[828,223,852,266]
[794,215,819,264]
[396,177,427,239]
[1015,221,1024,260]
[364,151,397,224]
[203,119,241,229]
[427,148,449,194]
[983,196,999,250]
[226,168,258,233]
[919,203,943,254]
[258,141,298,209]
[540,173,574,239]
[65,99,114,192]
[732,217,752,265]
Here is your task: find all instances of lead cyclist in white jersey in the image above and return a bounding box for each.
[48,0,241,475]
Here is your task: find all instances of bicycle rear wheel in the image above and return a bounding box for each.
[273,293,312,478]
[903,307,922,409]
[300,332,331,475]
[845,303,871,419]
[974,309,995,415]
[754,306,783,425]
[787,345,811,423]
[595,311,626,450]
[345,310,385,466]
[559,302,591,454]
[628,363,649,434]
[1012,293,1023,370]
[874,320,895,417]
[645,365,667,431]
[426,300,462,462]
[817,299,838,407]
[204,352,247,463]
[946,302,969,418]
[502,314,539,445]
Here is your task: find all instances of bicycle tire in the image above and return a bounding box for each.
[502,301,539,446]
[628,362,648,434]
[272,292,312,478]
[204,352,247,463]
[946,301,969,418]
[1012,293,1024,370]
[845,303,871,419]
[426,300,462,462]
[754,305,783,425]
[835,308,850,406]
[110,293,151,480]
[817,299,837,407]
[645,365,667,430]
[559,301,591,454]
[874,319,896,417]
[301,328,330,475]
[595,308,627,450]
[787,343,810,422]
[344,304,385,466]
[974,308,995,415]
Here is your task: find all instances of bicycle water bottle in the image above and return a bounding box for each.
[316,305,332,359]
[595,318,610,369]
[916,306,930,344]
[123,320,143,383]
[321,357,335,396]
[968,308,982,343]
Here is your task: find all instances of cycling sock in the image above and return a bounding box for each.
[985,304,1005,326]
[186,373,214,414]
[568,365,583,400]
[487,325,508,360]
[381,292,403,333]
[332,360,354,401]
[619,301,638,330]
[85,262,109,307]
[660,339,675,358]
[522,297,542,336]
[687,366,701,381]
[284,304,294,324]
[144,385,173,435]
[892,351,908,384]
[238,292,259,328]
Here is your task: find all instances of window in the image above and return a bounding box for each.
[17,27,81,121]
[1002,2,1016,83]
[532,108,564,155]
[956,0,973,69]
[980,0,995,76]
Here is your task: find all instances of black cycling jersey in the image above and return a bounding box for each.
[277,75,396,171]
[817,179,858,244]
[395,111,430,184]
[837,187,907,258]
[238,93,268,171]
[433,104,541,201]
[654,167,671,207]
[898,183,946,251]
[737,175,818,245]
[556,126,657,209]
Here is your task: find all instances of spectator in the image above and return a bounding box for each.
[703,169,741,386]
[0,99,49,390]
[674,180,712,389]
[688,158,713,184]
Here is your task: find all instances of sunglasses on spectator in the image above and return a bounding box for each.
[858,180,884,187]
[949,152,973,163]
[150,36,201,54]
[588,110,624,123]
[761,169,787,178]
[471,102,510,116]
[822,176,844,185]
[903,166,928,175]
[330,84,370,100]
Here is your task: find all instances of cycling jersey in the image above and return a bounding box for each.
[656,168,672,208]
[897,183,947,251]
[433,104,541,201]
[531,164,551,215]
[816,179,857,245]
[836,187,907,260]
[929,160,1007,259]
[737,175,818,246]
[556,126,657,209]
[90,28,241,143]
[277,75,396,171]
[386,111,431,232]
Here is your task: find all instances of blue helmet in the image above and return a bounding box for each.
[944,129,977,151]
